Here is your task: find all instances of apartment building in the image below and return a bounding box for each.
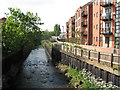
[75,2,93,45]
[93,0,116,48]
[66,16,75,39]
[115,2,120,49]
[81,2,93,45]
[66,22,69,39]
[75,7,82,43]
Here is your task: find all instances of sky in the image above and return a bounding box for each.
[0,0,120,32]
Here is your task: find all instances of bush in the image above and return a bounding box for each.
[41,40,46,48]
[47,43,53,47]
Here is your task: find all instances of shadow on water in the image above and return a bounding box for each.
[10,45,69,88]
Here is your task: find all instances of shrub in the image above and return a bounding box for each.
[41,40,46,48]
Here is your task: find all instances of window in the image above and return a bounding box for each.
[100,10,102,16]
[96,37,98,42]
[115,37,120,49]
[96,24,98,30]
[116,7,120,18]
[96,12,98,17]
[97,0,98,5]
[105,22,111,32]
[105,37,109,44]
[100,37,102,42]
[100,23,102,29]
[115,22,120,33]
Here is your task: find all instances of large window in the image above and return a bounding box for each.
[116,7,120,18]
[105,22,111,32]
[115,37,120,49]
[105,37,109,44]
[115,22,120,33]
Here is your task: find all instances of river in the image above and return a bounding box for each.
[10,46,69,88]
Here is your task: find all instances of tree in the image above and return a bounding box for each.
[54,24,61,36]
[1,8,43,55]
[41,30,55,40]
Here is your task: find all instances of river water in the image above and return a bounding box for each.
[10,46,69,88]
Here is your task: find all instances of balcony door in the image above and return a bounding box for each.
[105,22,111,32]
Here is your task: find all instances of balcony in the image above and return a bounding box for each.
[81,21,87,27]
[72,21,75,24]
[82,11,87,17]
[101,13,113,21]
[67,25,69,28]
[100,2,113,7]
[82,31,87,36]
[100,28,113,35]
[115,30,120,37]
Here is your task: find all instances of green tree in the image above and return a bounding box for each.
[41,30,55,40]
[1,8,43,55]
[54,24,61,36]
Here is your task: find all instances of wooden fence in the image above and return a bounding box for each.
[61,45,120,68]
[45,42,120,87]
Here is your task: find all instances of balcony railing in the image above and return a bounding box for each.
[72,21,75,24]
[82,11,87,17]
[100,28,113,35]
[67,25,69,28]
[100,2,113,7]
[81,21,87,27]
[82,31,87,36]
[101,13,113,21]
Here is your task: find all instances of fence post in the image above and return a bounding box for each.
[88,50,90,59]
[98,52,100,63]
[81,49,83,57]
[111,53,113,67]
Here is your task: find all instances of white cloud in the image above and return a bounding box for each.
[0,0,91,31]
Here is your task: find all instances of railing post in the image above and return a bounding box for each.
[111,53,113,67]
[88,50,90,59]
[98,52,100,63]
[81,49,83,57]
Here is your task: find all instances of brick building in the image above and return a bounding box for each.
[66,0,119,50]
[81,2,93,45]
[0,17,6,23]
[75,7,82,43]
[93,0,116,48]
[115,2,120,49]
[75,2,93,45]
[66,16,75,39]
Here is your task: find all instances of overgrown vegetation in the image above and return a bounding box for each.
[41,40,46,48]
[113,66,120,71]
[47,43,53,47]
[57,63,119,88]
[74,45,88,50]
[1,8,43,55]
[41,30,55,40]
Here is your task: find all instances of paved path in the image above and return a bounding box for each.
[11,46,69,88]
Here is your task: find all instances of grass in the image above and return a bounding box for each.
[74,45,88,50]
[47,43,53,47]
[41,40,46,48]
[113,66,120,71]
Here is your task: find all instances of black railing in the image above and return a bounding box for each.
[100,2,113,7]
[82,11,87,17]
[101,28,113,35]
[81,21,87,27]
[101,13,113,21]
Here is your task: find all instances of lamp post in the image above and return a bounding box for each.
[62,26,64,45]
